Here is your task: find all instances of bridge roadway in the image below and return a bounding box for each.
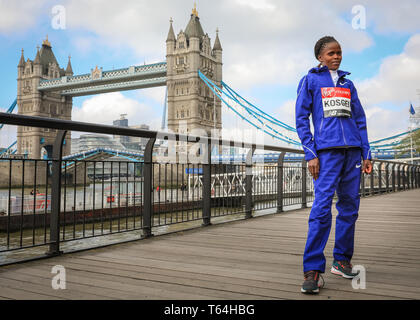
[0,189,419,300]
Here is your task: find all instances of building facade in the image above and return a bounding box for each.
[17,36,73,159]
[166,8,223,140]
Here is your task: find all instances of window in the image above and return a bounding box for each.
[179,57,184,65]
[179,42,184,49]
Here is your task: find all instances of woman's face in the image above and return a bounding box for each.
[318,42,342,70]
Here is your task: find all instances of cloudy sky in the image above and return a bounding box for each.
[0,0,419,149]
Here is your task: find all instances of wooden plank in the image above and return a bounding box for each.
[0,189,419,299]
[15,263,273,300]
[44,255,419,300]
[27,257,398,300]
[7,264,221,300]
[0,267,137,300]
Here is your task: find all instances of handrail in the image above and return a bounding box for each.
[0,112,304,155]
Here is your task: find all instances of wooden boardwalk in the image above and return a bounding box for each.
[0,189,419,300]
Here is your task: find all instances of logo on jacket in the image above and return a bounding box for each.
[321,87,351,118]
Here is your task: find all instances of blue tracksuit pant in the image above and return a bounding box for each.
[303,147,362,273]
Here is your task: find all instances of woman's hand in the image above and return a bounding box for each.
[362,159,372,174]
[308,158,320,180]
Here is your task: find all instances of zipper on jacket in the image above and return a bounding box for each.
[329,70,348,146]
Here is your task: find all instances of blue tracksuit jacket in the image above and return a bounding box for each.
[295,65,371,161]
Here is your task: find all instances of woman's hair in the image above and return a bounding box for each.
[314,36,339,66]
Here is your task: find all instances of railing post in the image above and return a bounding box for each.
[391,163,396,192]
[408,165,412,189]
[143,137,155,238]
[411,165,415,189]
[202,140,211,226]
[410,165,413,189]
[370,160,375,196]
[413,166,416,188]
[245,147,255,219]
[417,167,420,188]
[361,166,365,197]
[47,130,67,256]
[403,164,408,190]
[378,161,382,194]
[397,164,402,190]
[277,152,286,213]
[385,163,390,193]
[301,158,307,208]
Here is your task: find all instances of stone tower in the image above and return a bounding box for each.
[17,36,73,159]
[166,6,223,141]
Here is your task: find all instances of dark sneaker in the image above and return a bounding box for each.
[301,270,323,294]
[331,259,359,279]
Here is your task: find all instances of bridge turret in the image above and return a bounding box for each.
[65,55,73,76]
[33,47,42,77]
[16,36,72,159]
[166,18,176,77]
[166,6,222,141]
[17,49,25,73]
[166,18,176,45]
[212,29,223,85]
[213,29,222,54]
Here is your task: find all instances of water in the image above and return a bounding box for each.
[0,178,223,215]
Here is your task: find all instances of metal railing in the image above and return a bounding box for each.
[0,112,419,264]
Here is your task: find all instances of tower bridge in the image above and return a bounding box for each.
[15,7,222,160]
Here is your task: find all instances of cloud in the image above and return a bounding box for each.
[72,92,161,131]
[135,87,166,104]
[0,1,48,33]
[58,0,374,89]
[363,106,409,141]
[337,31,420,143]
[273,99,296,128]
[357,34,420,112]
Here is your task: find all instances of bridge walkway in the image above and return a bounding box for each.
[0,189,419,300]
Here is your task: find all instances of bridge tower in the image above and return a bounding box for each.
[166,6,223,141]
[17,36,72,159]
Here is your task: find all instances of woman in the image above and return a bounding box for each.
[295,36,372,294]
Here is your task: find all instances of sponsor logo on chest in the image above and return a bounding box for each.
[321,87,351,118]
